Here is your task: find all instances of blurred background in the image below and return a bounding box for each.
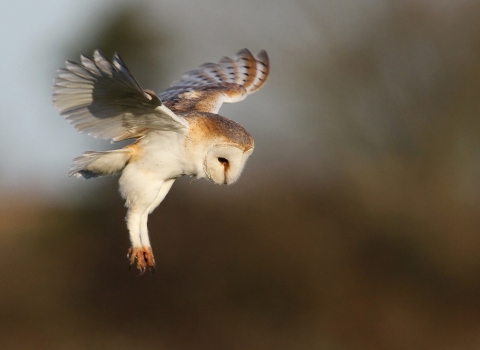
[1,0,480,349]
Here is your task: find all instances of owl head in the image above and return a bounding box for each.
[185,113,254,185]
[204,145,254,185]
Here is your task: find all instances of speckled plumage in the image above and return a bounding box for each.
[52,48,269,272]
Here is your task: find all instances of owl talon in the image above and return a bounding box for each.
[127,247,155,273]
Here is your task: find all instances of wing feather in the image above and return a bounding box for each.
[250,50,269,93]
[52,50,187,142]
[218,56,238,84]
[160,49,269,114]
[234,48,257,89]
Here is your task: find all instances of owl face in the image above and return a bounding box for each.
[204,145,254,185]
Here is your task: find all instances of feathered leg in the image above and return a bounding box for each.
[134,178,176,272]
[119,168,167,272]
[139,179,176,247]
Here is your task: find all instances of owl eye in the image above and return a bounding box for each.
[217,157,229,167]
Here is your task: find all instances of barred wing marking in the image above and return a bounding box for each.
[160,49,269,114]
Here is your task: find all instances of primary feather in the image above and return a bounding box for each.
[52,50,187,142]
[161,49,269,113]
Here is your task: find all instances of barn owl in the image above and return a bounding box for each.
[52,48,269,272]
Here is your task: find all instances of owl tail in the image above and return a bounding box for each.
[68,149,132,179]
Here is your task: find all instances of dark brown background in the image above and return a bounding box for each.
[2,1,480,349]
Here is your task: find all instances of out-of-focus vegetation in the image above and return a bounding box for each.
[2,1,480,349]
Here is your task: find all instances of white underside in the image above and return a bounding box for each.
[119,131,203,249]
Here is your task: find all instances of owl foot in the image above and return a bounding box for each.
[128,247,155,274]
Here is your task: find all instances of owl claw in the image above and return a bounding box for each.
[127,247,155,273]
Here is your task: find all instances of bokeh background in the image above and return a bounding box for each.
[1,0,480,349]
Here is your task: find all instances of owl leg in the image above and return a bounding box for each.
[121,178,165,273]
[126,208,157,272]
[139,179,176,248]
[134,178,176,272]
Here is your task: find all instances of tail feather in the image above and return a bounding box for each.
[69,148,132,179]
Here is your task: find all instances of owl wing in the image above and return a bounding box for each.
[52,50,188,142]
[160,49,269,114]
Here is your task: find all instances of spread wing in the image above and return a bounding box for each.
[52,50,188,142]
[160,49,269,114]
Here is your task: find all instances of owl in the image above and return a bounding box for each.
[52,48,269,272]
